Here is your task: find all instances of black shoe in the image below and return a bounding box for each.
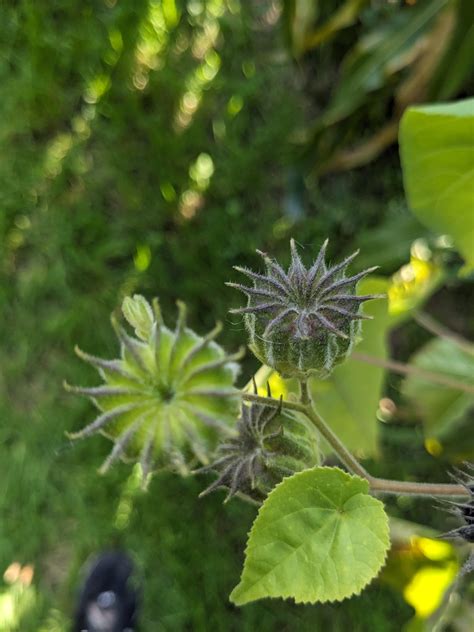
[73,551,140,632]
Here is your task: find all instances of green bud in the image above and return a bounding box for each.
[228,239,382,378]
[122,294,154,341]
[200,393,318,503]
[65,295,243,487]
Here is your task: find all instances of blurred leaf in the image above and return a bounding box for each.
[320,0,448,127]
[281,0,319,58]
[400,98,474,272]
[319,5,455,174]
[433,413,474,461]
[394,5,455,111]
[230,467,390,605]
[304,0,368,51]
[353,214,427,273]
[401,338,474,438]
[319,1,454,177]
[429,0,474,100]
[309,277,390,457]
[319,120,400,175]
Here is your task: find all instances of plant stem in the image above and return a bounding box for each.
[368,477,467,497]
[299,378,310,405]
[414,311,474,357]
[241,392,469,498]
[298,377,323,465]
[352,351,474,394]
[306,402,371,480]
[242,392,306,415]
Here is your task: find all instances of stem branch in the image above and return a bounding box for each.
[299,378,310,405]
[352,351,474,394]
[241,392,469,498]
[369,477,467,497]
[414,311,474,357]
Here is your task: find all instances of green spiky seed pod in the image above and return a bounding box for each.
[200,388,318,503]
[228,239,382,378]
[65,295,243,486]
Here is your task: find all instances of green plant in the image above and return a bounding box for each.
[3,1,473,627]
[65,298,242,483]
[65,88,474,609]
[67,238,472,608]
[282,0,474,175]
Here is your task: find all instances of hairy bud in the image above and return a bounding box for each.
[200,387,318,503]
[65,295,243,486]
[439,463,474,576]
[229,239,382,377]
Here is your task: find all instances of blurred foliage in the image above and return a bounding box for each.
[400,98,474,272]
[402,337,474,439]
[0,0,473,629]
[282,0,474,176]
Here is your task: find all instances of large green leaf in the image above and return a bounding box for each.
[309,277,390,457]
[401,337,474,438]
[230,467,390,605]
[400,98,474,271]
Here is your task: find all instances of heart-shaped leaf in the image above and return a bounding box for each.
[230,466,390,605]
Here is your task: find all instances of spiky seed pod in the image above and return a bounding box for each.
[440,464,474,543]
[228,239,383,377]
[439,463,474,576]
[65,295,243,486]
[200,387,318,503]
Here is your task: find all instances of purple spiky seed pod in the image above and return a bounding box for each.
[199,384,318,503]
[438,464,474,577]
[65,295,243,487]
[228,239,382,377]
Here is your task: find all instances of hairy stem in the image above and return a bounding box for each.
[368,477,468,497]
[298,377,322,465]
[352,351,474,394]
[241,392,469,498]
[414,311,474,357]
[299,378,310,405]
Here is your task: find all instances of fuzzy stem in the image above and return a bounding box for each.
[352,351,474,394]
[298,376,322,466]
[414,311,474,357]
[303,393,372,481]
[241,392,469,498]
[299,378,310,405]
[368,477,468,497]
